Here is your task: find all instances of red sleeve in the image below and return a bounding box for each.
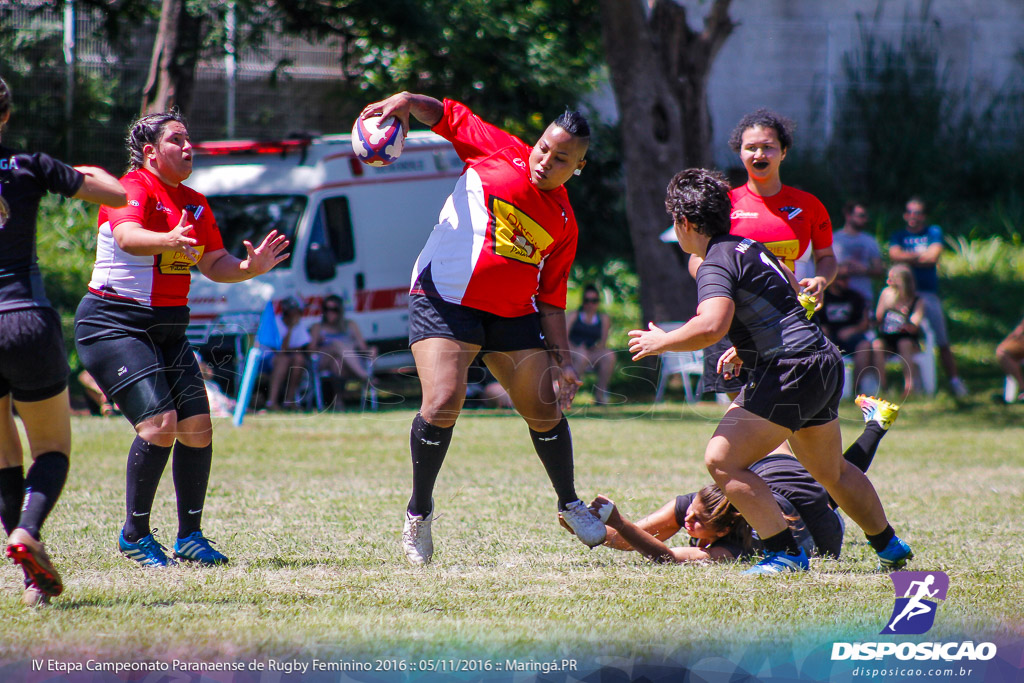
[431,99,525,165]
[810,196,833,250]
[535,206,578,310]
[105,175,153,230]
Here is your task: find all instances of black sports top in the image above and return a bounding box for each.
[697,233,828,367]
[0,145,84,312]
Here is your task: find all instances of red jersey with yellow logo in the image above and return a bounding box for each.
[410,99,578,317]
[87,168,223,307]
[728,184,831,280]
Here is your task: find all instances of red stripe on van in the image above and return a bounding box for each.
[355,287,409,312]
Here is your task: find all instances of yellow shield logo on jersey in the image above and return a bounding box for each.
[158,245,205,275]
[491,197,553,265]
[761,238,800,271]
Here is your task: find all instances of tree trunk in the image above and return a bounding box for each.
[598,0,734,324]
[141,0,202,115]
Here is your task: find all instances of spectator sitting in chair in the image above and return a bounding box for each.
[308,294,376,405]
[566,284,615,404]
[872,265,927,397]
[818,272,877,397]
[264,297,310,411]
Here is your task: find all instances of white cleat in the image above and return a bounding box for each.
[560,499,607,548]
[402,509,434,566]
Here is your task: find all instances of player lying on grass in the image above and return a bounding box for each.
[627,168,913,574]
[573,396,899,564]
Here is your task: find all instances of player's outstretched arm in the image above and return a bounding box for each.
[361,92,443,132]
[73,166,127,207]
[198,230,290,283]
[591,496,676,564]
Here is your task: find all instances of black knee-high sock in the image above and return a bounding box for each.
[123,436,172,542]
[19,452,69,539]
[828,423,888,508]
[528,416,578,509]
[408,414,454,517]
[172,442,212,539]
[0,465,25,536]
[842,422,886,473]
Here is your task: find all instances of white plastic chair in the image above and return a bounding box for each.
[883,320,937,397]
[651,322,704,403]
[654,350,705,403]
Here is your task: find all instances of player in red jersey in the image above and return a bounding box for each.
[0,75,126,606]
[687,109,837,397]
[360,92,606,565]
[74,111,288,568]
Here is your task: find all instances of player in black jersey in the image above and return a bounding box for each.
[0,75,126,606]
[628,168,912,574]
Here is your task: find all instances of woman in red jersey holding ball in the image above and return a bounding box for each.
[360,92,606,566]
[74,111,288,569]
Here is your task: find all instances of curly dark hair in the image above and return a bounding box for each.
[664,168,732,238]
[727,108,795,152]
[125,109,188,171]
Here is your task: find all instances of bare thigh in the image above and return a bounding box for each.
[411,337,481,427]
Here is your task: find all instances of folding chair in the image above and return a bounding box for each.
[308,351,378,412]
[232,301,281,426]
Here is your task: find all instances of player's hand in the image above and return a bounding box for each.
[555,363,582,411]
[241,230,290,276]
[627,322,666,361]
[168,211,200,263]
[361,93,411,134]
[589,495,620,529]
[718,346,743,380]
[799,276,827,308]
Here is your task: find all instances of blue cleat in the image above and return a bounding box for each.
[119,531,176,567]
[173,531,229,565]
[744,548,810,575]
[877,535,914,570]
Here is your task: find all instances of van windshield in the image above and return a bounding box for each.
[205,194,307,269]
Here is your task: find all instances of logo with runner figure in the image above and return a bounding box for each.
[882,570,948,635]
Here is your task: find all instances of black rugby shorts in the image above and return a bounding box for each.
[0,307,70,401]
[408,294,545,353]
[735,344,844,432]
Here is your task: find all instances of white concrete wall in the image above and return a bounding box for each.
[704,0,1024,167]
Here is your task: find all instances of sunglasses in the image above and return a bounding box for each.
[583,298,600,303]
[324,307,341,313]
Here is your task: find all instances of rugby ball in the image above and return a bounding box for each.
[351,115,404,167]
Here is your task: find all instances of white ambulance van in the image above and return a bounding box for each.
[184,132,463,371]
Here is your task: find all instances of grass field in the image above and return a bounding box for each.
[2,399,1023,672]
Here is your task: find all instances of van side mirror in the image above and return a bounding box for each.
[306,243,337,282]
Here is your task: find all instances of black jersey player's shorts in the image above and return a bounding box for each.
[0,307,70,402]
[735,342,844,432]
[408,294,545,353]
[74,293,209,426]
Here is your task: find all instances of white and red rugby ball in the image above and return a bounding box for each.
[351,115,405,167]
